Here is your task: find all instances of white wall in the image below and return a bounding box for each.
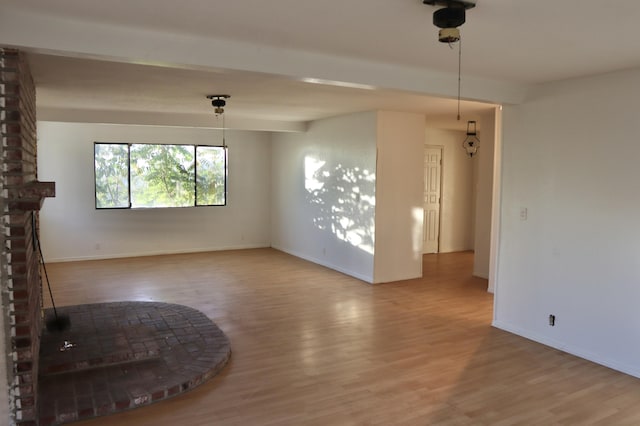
[473,109,497,279]
[425,128,474,253]
[37,122,271,261]
[495,68,640,378]
[271,112,378,282]
[373,111,425,283]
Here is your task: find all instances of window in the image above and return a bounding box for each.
[94,143,226,209]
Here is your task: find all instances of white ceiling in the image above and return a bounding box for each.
[28,53,495,129]
[4,0,640,130]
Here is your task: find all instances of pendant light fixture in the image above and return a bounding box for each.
[423,0,476,120]
[206,94,230,147]
[462,120,479,158]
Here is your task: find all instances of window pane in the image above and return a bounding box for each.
[130,144,195,208]
[94,143,129,208]
[196,146,226,206]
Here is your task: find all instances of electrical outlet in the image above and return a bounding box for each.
[549,314,556,326]
[520,207,528,221]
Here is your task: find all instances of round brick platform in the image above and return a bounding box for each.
[38,302,231,425]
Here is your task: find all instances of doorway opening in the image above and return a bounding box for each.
[423,106,502,293]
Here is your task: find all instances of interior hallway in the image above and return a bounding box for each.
[45,249,640,425]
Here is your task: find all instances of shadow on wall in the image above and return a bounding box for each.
[304,156,375,255]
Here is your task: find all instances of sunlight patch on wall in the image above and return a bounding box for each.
[304,155,375,255]
[304,156,326,192]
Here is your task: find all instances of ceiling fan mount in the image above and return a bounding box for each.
[423,0,475,43]
[422,0,476,10]
[206,94,231,115]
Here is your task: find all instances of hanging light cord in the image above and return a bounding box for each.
[457,38,462,121]
[222,112,226,148]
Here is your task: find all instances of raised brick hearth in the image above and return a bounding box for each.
[38,302,231,425]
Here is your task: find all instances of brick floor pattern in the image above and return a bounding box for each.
[37,302,231,425]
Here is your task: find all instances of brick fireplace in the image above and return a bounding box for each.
[1,48,55,425]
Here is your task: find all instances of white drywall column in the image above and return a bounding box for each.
[373,111,425,283]
[473,108,497,279]
[488,107,503,294]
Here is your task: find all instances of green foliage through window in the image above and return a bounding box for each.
[95,144,129,208]
[94,143,226,209]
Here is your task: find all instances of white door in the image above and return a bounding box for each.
[423,147,442,254]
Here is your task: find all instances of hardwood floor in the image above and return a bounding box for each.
[45,249,640,425]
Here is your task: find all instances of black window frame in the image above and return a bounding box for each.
[94,142,227,209]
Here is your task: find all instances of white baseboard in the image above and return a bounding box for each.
[473,270,489,279]
[492,320,640,380]
[47,243,270,263]
[271,244,373,283]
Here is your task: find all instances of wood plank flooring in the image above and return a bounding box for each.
[44,249,640,425]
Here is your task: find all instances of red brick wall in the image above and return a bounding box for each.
[1,48,55,425]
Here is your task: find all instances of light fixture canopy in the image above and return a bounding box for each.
[422,0,476,9]
[423,0,475,43]
[462,120,479,158]
[206,94,231,115]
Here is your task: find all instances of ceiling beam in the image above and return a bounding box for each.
[0,5,529,106]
